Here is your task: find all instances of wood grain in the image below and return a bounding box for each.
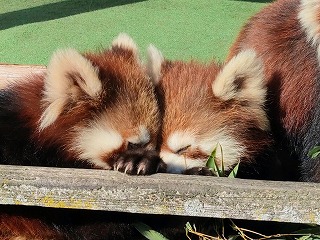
[0,165,319,224]
[0,64,46,88]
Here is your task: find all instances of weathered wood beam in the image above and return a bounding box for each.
[0,164,319,225]
[0,64,46,88]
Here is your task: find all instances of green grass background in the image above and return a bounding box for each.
[1,0,270,65]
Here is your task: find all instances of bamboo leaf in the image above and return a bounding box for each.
[206,146,217,169]
[218,143,225,177]
[297,235,312,240]
[228,161,240,178]
[133,222,169,240]
[206,145,221,176]
[308,146,320,159]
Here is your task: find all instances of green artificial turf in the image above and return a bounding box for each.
[0,0,270,65]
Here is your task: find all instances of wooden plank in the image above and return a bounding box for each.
[0,64,46,88]
[0,164,319,225]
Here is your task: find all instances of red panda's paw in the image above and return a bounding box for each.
[113,149,167,175]
[183,167,215,176]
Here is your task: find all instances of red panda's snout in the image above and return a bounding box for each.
[147,46,273,178]
[159,130,247,174]
[0,34,164,175]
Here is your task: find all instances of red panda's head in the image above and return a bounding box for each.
[31,34,161,172]
[147,46,272,175]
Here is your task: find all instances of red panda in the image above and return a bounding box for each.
[0,33,165,175]
[0,213,65,240]
[227,0,320,182]
[0,205,217,240]
[0,34,168,239]
[147,46,275,178]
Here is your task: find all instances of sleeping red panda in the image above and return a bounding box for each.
[0,33,165,175]
[227,0,320,182]
[0,34,173,240]
[147,46,275,178]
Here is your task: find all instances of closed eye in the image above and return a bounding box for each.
[175,145,191,155]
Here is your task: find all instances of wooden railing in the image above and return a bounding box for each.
[1,164,319,225]
[0,63,45,88]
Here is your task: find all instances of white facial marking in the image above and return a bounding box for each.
[127,125,150,145]
[167,131,195,153]
[162,130,245,173]
[73,122,123,168]
[89,159,112,170]
[160,151,205,173]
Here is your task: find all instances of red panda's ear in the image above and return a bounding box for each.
[146,44,164,85]
[212,49,266,107]
[39,49,102,130]
[111,33,140,62]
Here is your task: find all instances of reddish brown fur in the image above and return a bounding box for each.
[228,0,320,181]
[8,47,160,167]
[157,59,273,177]
[0,214,65,240]
[0,36,166,239]
[85,49,160,145]
[228,0,317,134]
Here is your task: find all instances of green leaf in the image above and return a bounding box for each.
[297,235,313,240]
[219,143,225,177]
[228,235,240,240]
[228,161,240,178]
[206,145,217,169]
[206,144,224,177]
[133,222,169,240]
[206,145,220,176]
[308,146,320,159]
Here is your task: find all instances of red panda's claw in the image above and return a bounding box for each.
[113,149,166,175]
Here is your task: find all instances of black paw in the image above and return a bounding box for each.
[183,167,215,176]
[113,149,167,175]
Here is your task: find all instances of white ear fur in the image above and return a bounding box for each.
[212,49,266,106]
[298,0,320,62]
[39,49,102,130]
[299,0,320,46]
[146,44,164,85]
[112,33,139,55]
